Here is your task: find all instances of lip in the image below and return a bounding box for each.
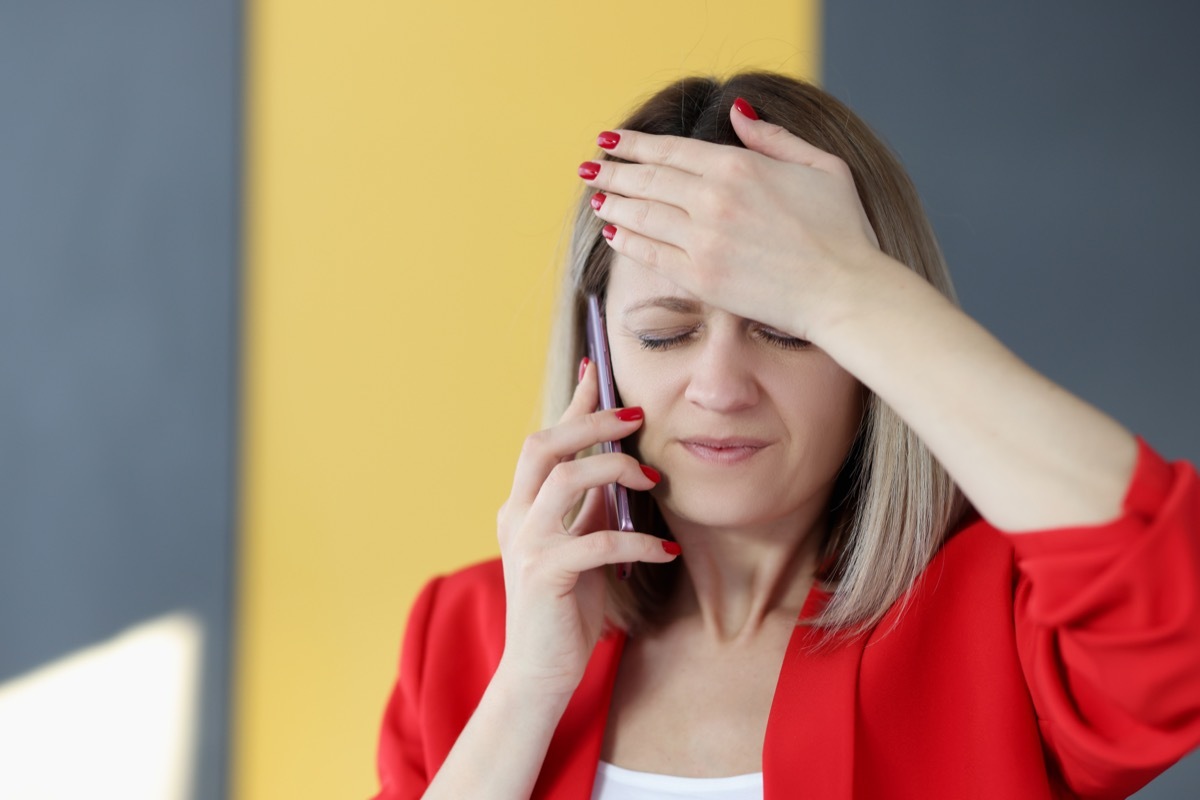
[679,437,770,465]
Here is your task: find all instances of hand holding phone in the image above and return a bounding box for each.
[585,294,635,580]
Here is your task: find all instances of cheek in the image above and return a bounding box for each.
[609,345,681,457]
[826,386,865,461]
[779,367,864,447]
[609,341,636,410]
[610,341,673,408]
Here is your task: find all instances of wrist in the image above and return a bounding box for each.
[491,659,577,715]
[804,246,927,347]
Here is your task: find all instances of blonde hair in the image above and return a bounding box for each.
[542,72,970,643]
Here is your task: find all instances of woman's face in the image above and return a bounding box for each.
[604,255,864,530]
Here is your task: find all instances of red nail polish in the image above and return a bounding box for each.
[662,540,682,556]
[578,161,600,180]
[733,97,759,120]
[640,464,661,483]
[597,131,620,150]
[590,192,606,211]
[578,356,590,382]
[614,406,643,421]
[602,224,617,241]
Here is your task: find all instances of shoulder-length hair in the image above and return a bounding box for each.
[542,72,971,642]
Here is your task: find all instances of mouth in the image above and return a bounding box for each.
[678,437,770,465]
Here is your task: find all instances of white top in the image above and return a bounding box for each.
[591,760,764,800]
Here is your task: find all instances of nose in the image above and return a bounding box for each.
[683,329,760,413]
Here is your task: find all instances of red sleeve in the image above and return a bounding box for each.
[1008,436,1200,799]
[372,576,443,800]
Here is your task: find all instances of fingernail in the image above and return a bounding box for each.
[640,464,661,483]
[597,131,620,150]
[733,97,759,120]
[662,540,682,556]
[601,224,617,241]
[578,161,601,180]
[614,406,643,421]
[578,356,590,382]
[590,192,606,211]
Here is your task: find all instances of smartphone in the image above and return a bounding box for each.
[585,294,635,581]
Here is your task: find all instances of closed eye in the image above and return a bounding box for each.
[636,325,810,351]
[637,328,698,351]
[754,326,811,350]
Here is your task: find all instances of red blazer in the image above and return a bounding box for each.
[373,437,1200,799]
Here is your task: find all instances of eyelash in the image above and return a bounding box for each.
[758,329,812,350]
[638,326,811,351]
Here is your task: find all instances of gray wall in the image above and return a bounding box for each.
[0,2,240,798]
[824,2,1199,796]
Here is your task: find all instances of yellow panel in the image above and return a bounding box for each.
[237,2,819,797]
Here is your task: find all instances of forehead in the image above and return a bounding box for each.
[605,255,699,310]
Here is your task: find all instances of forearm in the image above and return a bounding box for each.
[422,667,569,800]
[814,248,1139,533]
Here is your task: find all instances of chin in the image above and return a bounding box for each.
[654,482,790,530]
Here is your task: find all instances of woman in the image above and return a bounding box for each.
[373,72,1200,799]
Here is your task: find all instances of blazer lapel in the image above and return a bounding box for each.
[764,588,865,799]
[532,628,628,800]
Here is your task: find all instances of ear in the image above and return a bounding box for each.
[730,101,828,167]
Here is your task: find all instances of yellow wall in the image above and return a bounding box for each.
[237,2,819,797]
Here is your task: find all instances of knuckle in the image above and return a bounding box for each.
[714,152,749,181]
[691,262,722,295]
[518,429,549,460]
[632,201,651,230]
[762,122,790,143]
[708,195,736,224]
[652,136,679,163]
[696,185,722,216]
[584,410,607,436]
[690,227,721,261]
[583,529,617,555]
[697,184,738,223]
[497,504,522,544]
[520,430,549,459]
[544,460,577,490]
[513,549,541,582]
[635,165,658,194]
[637,239,659,267]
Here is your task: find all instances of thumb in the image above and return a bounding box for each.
[729,97,828,168]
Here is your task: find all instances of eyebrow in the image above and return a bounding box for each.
[622,296,704,316]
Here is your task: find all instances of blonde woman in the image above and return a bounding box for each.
[373,72,1200,799]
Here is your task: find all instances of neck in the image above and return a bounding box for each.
[657,501,826,647]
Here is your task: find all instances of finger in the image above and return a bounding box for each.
[597,129,717,175]
[554,529,681,575]
[580,158,699,208]
[558,356,599,425]
[508,364,599,506]
[526,451,659,534]
[509,406,646,508]
[728,99,842,171]
[591,191,690,250]
[600,223,689,278]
